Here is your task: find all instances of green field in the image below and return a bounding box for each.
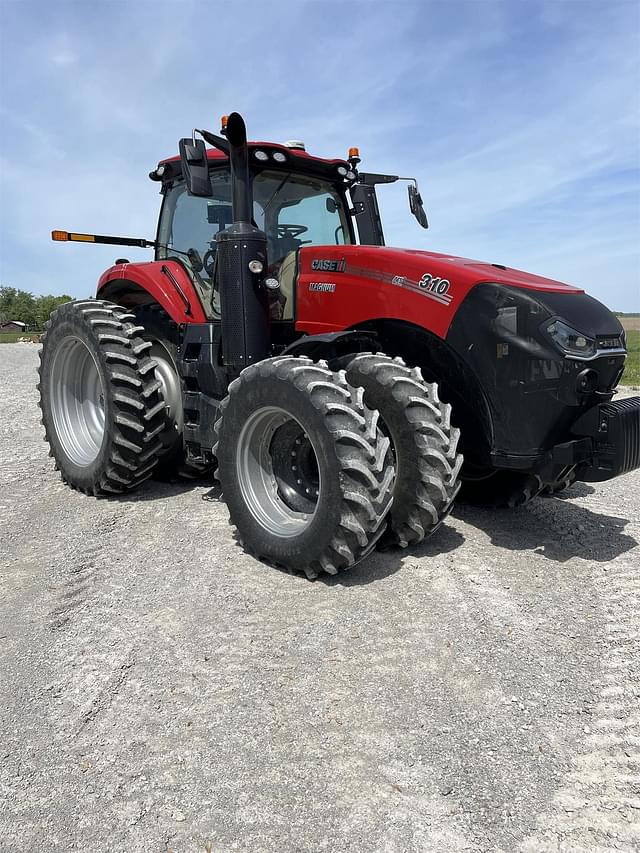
[621,329,640,386]
[0,332,41,344]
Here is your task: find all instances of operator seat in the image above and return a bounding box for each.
[270,251,297,321]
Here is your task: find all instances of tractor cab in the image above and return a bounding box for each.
[153,146,355,321]
[150,118,427,323]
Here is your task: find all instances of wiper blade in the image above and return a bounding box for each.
[263,172,291,215]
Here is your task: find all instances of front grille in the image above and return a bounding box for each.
[597,335,624,349]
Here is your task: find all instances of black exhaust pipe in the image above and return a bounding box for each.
[226,112,253,225]
[215,112,270,374]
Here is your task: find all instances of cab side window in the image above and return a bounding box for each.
[157,169,232,316]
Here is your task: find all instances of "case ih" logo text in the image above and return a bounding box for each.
[311,259,346,272]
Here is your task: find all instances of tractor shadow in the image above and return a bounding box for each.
[323,523,465,587]
[552,481,596,500]
[111,475,217,503]
[452,494,637,564]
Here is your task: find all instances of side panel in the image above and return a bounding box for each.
[295,246,476,339]
[97,260,207,324]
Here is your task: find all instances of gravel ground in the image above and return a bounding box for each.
[1,342,639,853]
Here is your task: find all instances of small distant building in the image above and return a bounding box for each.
[0,320,28,332]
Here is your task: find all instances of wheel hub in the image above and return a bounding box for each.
[269,420,319,514]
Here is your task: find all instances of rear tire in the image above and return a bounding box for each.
[38,300,165,495]
[213,357,394,578]
[344,354,462,547]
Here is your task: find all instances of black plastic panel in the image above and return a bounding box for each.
[446,283,627,465]
[217,224,270,371]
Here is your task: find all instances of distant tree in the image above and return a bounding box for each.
[35,294,73,327]
[0,286,71,328]
[11,291,37,327]
[0,287,19,323]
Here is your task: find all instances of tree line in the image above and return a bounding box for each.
[0,287,72,329]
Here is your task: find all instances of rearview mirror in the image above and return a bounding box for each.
[207,203,234,228]
[178,138,213,197]
[408,184,428,229]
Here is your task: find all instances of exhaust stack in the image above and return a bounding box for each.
[215,112,270,375]
[226,112,253,225]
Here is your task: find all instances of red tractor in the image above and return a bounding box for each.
[40,112,639,578]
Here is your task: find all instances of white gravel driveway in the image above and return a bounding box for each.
[1,343,638,852]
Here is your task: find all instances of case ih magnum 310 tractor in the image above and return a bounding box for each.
[40,112,639,578]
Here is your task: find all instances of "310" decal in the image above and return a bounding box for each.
[419,273,450,295]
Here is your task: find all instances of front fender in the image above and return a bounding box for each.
[97,260,207,324]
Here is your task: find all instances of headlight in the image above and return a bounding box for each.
[545,319,596,358]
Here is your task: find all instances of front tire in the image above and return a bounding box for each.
[344,354,462,547]
[38,300,166,495]
[213,357,394,578]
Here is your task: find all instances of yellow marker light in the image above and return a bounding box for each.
[68,233,96,242]
[51,230,69,241]
[221,114,229,131]
[348,147,360,159]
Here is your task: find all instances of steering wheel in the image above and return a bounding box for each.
[202,248,216,278]
[277,224,309,240]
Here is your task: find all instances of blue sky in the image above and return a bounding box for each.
[1,0,638,311]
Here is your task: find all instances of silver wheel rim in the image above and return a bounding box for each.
[236,407,321,538]
[148,339,182,450]
[50,336,105,466]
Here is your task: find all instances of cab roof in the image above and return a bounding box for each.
[153,141,352,184]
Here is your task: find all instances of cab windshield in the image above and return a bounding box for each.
[253,170,351,263]
[157,168,351,316]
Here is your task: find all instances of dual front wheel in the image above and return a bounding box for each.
[214,354,462,577]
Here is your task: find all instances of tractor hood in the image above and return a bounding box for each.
[370,247,624,340]
[296,244,622,343]
[340,245,583,295]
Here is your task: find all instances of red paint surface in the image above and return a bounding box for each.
[160,143,350,170]
[295,245,584,338]
[97,260,207,324]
